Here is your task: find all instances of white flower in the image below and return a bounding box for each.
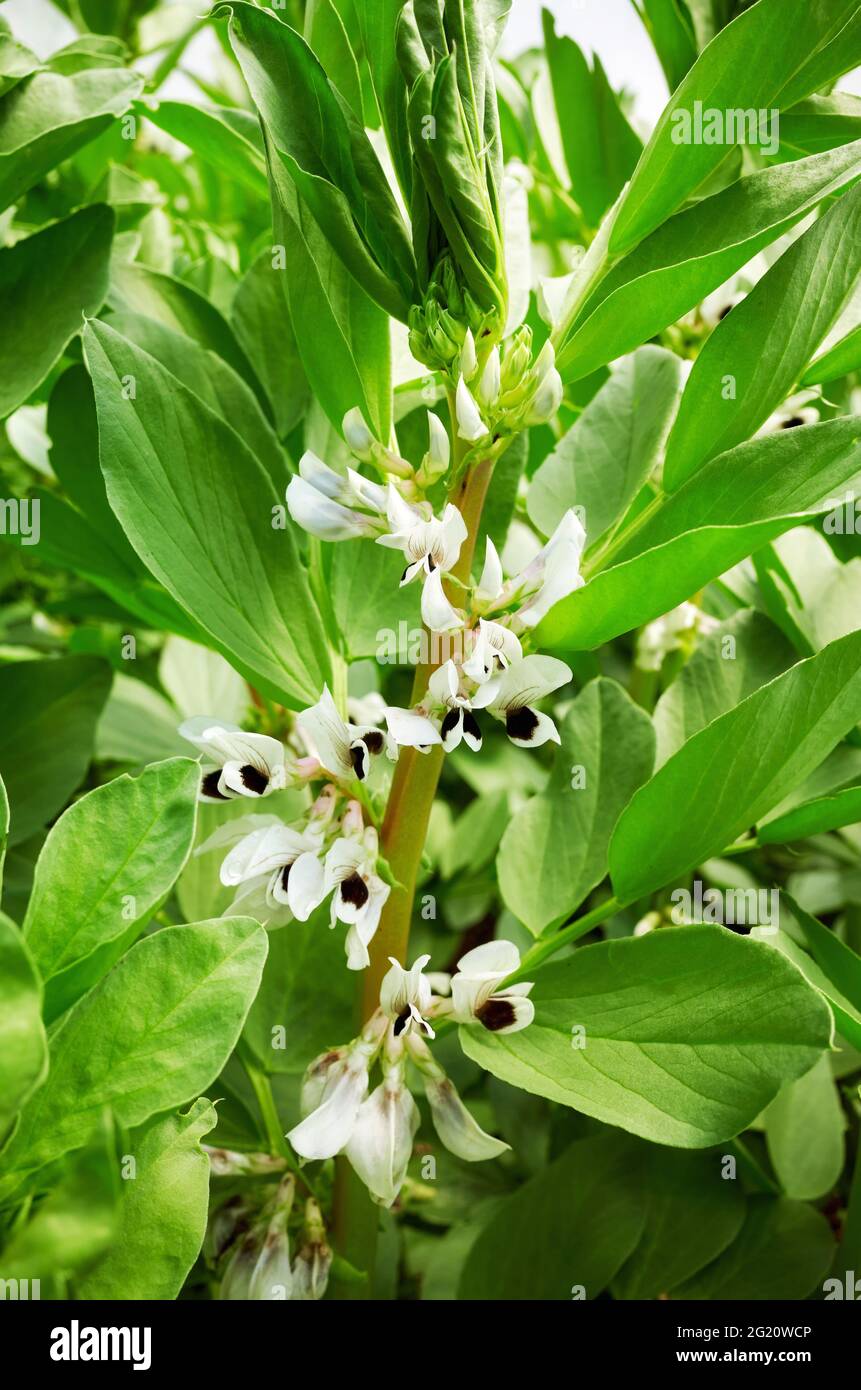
[286,452,387,541]
[426,410,450,476]
[636,602,719,672]
[477,346,501,408]
[406,1033,509,1161]
[344,1056,419,1207]
[377,486,467,586]
[526,365,563,424]
[470,653,571,747]
[298,685,386,781]
[478,511,587,630]
[384,706,442,751]
[455,374,489,441]
[219,1177,295,1301]
[449,940,534,1034]
[379,954,435,1038]
[342,406,375,459]
[179,717,288,801]
[427,660,482,752]
[347,690,387,727]
[323,830,391,970]
[219,820,325,919]
[757,390,820,435]
[462,616,523,684]
[421,566,464,633]
[287,1023,385,1161]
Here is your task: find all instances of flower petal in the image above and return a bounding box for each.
[421,568,463,633]
[384,707,442,748]
[424,1076,510,1161]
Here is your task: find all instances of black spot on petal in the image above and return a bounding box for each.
[717,303,734,321]
[350,744,368,779]
[427,554,436,572]
[506,706,539,742]
[440,708,461,742]
[201,770,229,800]
[280,863,292,893]
[476,998,517,1032]
[362,730,384,755]
[240,764,269,795]
[393,1007,411,1037]
[780,415,805,429]
[340,872,369,909]
[400,564,411,583]
[462,710,482,746]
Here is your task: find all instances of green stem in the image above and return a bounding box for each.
[511,896,624,980]
[240,1044,289,1159]
[331,423,496,1296]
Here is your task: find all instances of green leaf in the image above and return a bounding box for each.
[231,249,310,439]
[0,205,114,420]
[674,1196,835,1299]
[611,1145,746,1299]
[653,610,795,767]
[0,917,267,1182]
[609,0,860,255]
[0,914,48,1135]
[461,927,832,1147]
[758,785,861,844]
[242,908,355,1074]
[265,135,392,439]
[763,924,861,1055]
[139,98,269,197]
[498,679,655,935]
[0,1115,119,1290]
[23,758,200,1022]
[558,140,861,382]
[459,1130,645,1299]
[108,260,270,415]
[0,656,111,848]
[78,1099,217,1299]
[527,346,683,544]
[664,182,861,488]
[786,894,861,1020]
[542,11,641,228]
[610,629,861,903]
[224,0,415,320]
[355,0,412,197]
[764,1054,844,1200]
[632,0,698,92]
[328,538,420,661]
[442,791,509,881]
[83,319,330,709]
[538,417,861,652]
[0,65,142,212]
[105,307,288,488]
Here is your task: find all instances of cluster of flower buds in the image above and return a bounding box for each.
[287,943,533,1208]
[216,1176,332,1301]
[452,324,564,446]
[407,253,496,377]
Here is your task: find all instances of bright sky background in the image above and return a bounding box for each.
[2,0,858,126]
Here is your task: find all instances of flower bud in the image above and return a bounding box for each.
[343,407,375,460]
[292,1199,333,1301]
[526,366,563,424]
[459,328,478,381]
[455,376,488,442]
[477,346,501,408]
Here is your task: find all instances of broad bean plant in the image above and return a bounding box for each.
[1,0,861,1304]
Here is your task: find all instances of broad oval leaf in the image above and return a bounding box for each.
[610,629,861,903]
[0,917,267,1182]
[462,927,832,1147]
[82,319,330,709]
[23,758,200,1021]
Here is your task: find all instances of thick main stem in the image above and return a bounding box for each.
[330,442,494,1299]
